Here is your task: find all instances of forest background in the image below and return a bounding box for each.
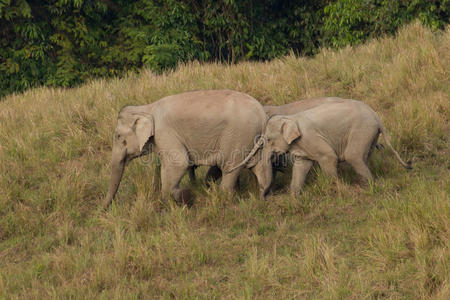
[1,0,449,98]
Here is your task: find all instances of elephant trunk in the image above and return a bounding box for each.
[227,135,266,173]
[103,148,126,209]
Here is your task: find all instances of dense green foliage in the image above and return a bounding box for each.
[323,0,450,47]
[1,0,449,97]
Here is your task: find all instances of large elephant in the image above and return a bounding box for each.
[104,90,272,208]
[231,99,412,195]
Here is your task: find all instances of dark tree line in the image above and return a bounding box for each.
[1,0,448,97]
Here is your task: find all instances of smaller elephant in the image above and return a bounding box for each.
[232,99,412,195]
[264,97,384,172]
[264,97,354,180]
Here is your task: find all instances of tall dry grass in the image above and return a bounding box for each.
[0,22,449,299]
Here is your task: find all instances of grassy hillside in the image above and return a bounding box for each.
[0,22,449,299]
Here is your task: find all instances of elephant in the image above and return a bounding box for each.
[264,97,354,177]
[230,98,412,195]
[104,90,272,209]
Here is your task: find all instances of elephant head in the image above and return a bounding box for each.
[104,106,154,209]
[265,116,301,155]
[228,116,301,172]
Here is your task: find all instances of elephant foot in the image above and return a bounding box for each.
[267,185,276,196]
[173,188,194,207]
[102,198,113,211]
[290,189,302,198]
[357,178,372,188]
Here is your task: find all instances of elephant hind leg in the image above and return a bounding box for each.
[366,132,380,164]
[346,157,373,186]
[344,130,377,185]
[220,168,241,194]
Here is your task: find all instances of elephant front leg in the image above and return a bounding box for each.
[290,158,313,196]
[317,154,338,179]
[160,157,192,206]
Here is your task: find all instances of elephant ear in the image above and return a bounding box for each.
[281,118,301,144]
[134,115,154,152]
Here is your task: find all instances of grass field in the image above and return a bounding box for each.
[0,22,449,299]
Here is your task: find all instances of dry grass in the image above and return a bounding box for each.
[0,22,449,299]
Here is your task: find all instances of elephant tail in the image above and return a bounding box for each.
[227,135,266,173]
[379,124,412,169]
